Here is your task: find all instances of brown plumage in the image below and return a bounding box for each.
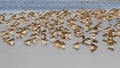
[73,42,80,51]
[6,38,15,46]
[90,43,98,52]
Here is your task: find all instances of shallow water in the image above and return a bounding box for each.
[0,1,120,68]
[0,1,120,11]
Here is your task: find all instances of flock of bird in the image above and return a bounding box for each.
[0,8,120,52]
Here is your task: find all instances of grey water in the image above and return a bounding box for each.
[0,0,120,11]
[1,1,120,68]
